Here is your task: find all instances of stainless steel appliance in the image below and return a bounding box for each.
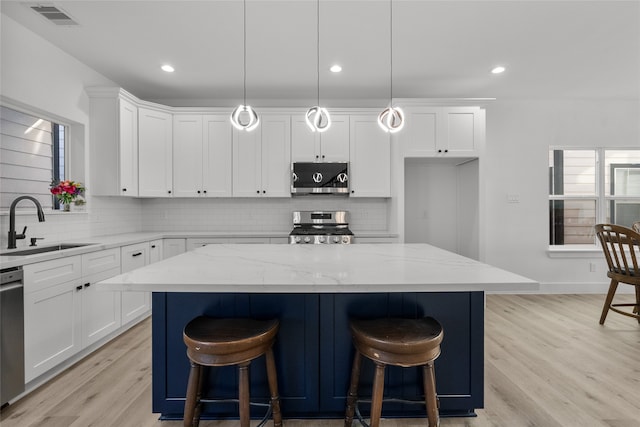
[1,267,24,406]
[289,211,354,244]
[291,162,349,195]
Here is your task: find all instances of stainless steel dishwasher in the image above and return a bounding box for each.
[1,266,24,406]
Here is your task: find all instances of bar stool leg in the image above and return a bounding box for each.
[238,362,251,427]
[369,362,386,427]
[423,362,439,427]
[344,351,362,427]
[265,347,283,427]
[184,361,202,427]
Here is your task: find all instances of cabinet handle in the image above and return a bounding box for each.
[76,285,83,291]
[132,252,142,257]
[262,190,266,194]
[444,149,449,153]
[122,188,127,192]
[315,155,319,159]
[203,190,207,194]
[322,155,325,159]
[168,190,172,194]
[197,190,201,194]
[256,190,260,194]
[351,190,355,194]
[84,283,91,288]
[151,245,156,248]
[438,149,442,153]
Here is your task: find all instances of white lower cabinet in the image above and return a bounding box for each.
[186,237,271,251]
[81,249,122,348]
[149,239,163,263]
[163,238,186,259]
[120,242,151,324]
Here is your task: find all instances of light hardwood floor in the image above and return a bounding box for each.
[2,294,639,427]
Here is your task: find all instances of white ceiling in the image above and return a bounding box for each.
[2,0,639,107]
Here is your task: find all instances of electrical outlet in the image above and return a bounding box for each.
[507,194,520,203]
[589,262,597,272]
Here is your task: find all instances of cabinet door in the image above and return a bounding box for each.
[81,267,122,347]
[139,108,173,197]
[261,114,291,197]
[202,115,233,197]
[119,98,138,196]
[121,242,150,324]
[349,115,391,197]
[173,115,204,197]
[232,125,262,196]
[399,107,438,156]
[291,116,319,162]
[149,239,163,263]
[440,107,484,155]
[24,280,82,382]
[163,239,186,259]
[319,114,350,162]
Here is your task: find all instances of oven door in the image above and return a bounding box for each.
[291,162,349,194]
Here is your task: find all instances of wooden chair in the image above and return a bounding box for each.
[632,221,640,233]
[594,224,640,324]
[182,316,283,427]
[344,317,443,427]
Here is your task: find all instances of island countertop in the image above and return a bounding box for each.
[98,243,537,293]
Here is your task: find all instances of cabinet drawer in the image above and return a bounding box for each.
[24,256,82,294]
[82,248,121,276]
[121,242,149,273]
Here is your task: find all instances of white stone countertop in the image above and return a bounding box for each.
[97,243,538,293]
[0,231,398,269]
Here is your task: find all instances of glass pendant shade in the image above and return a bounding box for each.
[305,106,331,133]
[378,106,405,133]
[231,104,259,131]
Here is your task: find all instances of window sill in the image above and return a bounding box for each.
[547,246,602,258]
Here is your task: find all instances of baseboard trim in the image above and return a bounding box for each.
[487,281,634,295]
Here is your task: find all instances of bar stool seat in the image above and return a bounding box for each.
[344,317,444,427]
[183,316,283,427]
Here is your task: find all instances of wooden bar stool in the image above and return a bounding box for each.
[182,316,283,427]
[344,317,444,427]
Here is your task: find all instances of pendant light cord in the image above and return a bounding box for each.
[243,0,247,107]
[389,0,393,105]
[316,0,320,105]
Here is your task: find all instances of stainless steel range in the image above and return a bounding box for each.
[289,211,354,244]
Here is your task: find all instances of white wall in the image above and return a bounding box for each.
[0,15,142,248]
[483,99,640,291]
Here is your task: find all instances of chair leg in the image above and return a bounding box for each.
[238,362,251,427]
[344,350,362,427]
[600,279,619,325]
[635,285,640,323]
[423,362,440,427]
[369,362,386,427]
[184,361,203,427]
[265,348,283,427]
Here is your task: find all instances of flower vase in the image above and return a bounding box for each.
[63,203,71,212]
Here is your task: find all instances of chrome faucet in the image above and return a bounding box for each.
[8,196,46,249]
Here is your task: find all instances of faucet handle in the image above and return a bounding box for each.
[30,237,44,247]
[17,226,27,239]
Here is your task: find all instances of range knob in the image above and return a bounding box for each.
[304,236,311,243]
[342,236,350,244]
[318,236,326,243]
[295,236,301,243]
[332,236,340,243]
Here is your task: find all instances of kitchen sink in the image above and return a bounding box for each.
[1,243,95,256]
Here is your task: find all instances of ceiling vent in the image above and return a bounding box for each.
[30,5,78,26]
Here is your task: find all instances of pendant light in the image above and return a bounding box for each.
[306,0,331,133]
[230,0,259,132]
[378,0,404,133]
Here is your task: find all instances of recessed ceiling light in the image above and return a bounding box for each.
[161,64,175,73]
[329,64,342,73]
[491,66,506,74]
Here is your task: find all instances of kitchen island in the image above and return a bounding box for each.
[98,244,537,420]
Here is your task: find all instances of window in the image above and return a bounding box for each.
[549,148,640,246]
[0,106,67,211]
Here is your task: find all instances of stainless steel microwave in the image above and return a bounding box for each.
[291,162,349,195]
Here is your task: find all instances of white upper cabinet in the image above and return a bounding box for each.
[87,88,139,196]
[349,115,391,197]
[138,107,173,197]
[291,114,349,162]
[173,114,233,197]
[233,114,291,197]
[398,106,485,157]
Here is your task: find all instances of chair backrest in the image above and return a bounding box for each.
[594,224,640,282]
[633,221,640,233]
